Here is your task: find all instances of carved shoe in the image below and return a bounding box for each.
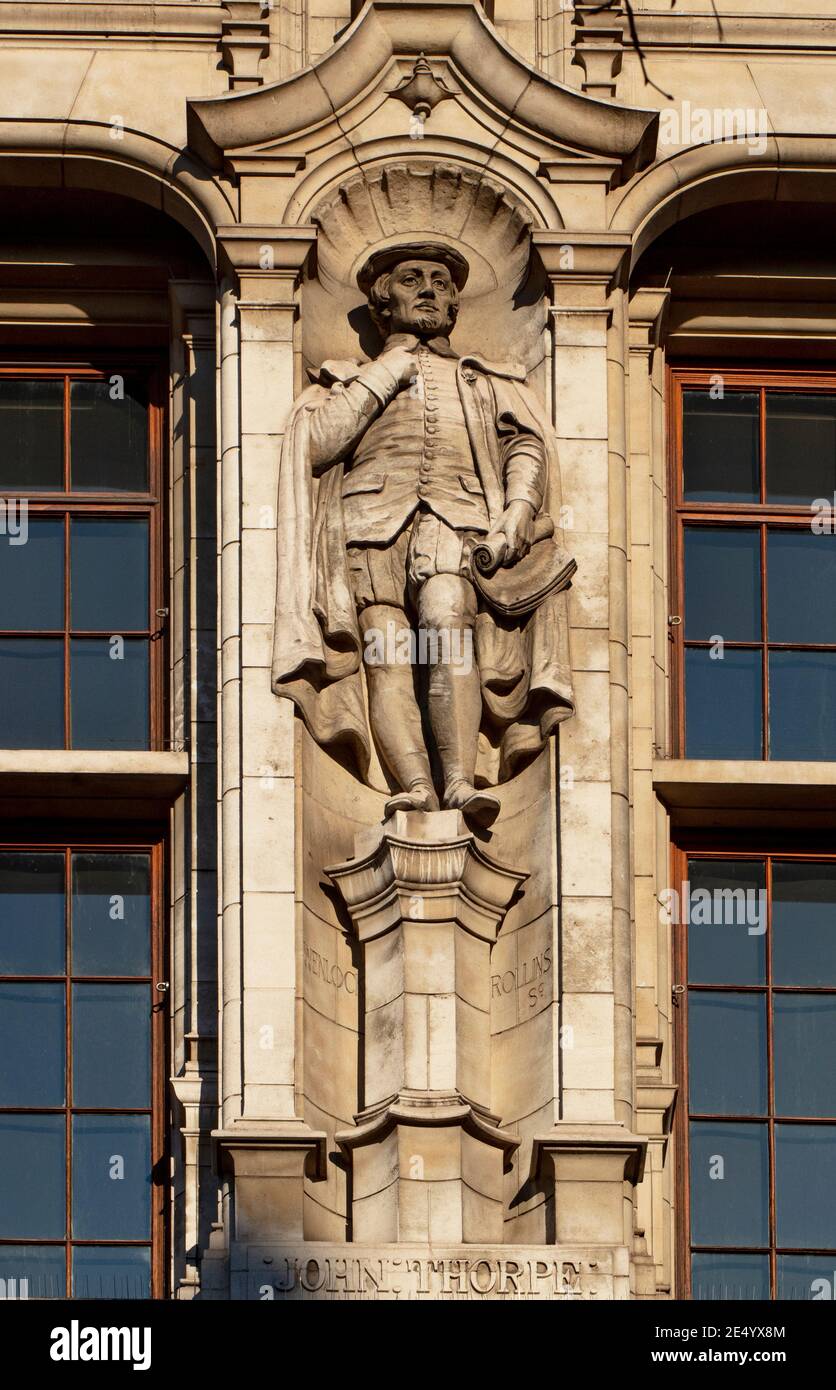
[383,784,440,818]
[443,781,501,827]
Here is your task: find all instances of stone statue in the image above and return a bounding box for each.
[271,240,575,824]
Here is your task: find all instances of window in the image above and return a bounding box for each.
[0,841,164,1298]
[0,366,163,750]
[671,370,836,759]
[674,848,836,1299]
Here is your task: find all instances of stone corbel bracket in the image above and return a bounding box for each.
[327,811,527,946]
[336,1091,519,1164]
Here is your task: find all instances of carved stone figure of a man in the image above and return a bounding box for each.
[272,240,574,823]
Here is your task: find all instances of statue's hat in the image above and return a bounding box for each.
[357,241,470,296]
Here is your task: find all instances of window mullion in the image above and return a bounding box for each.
[64,844,72,1299]
[761,522,769,759]
[63,375,70,495]
[64,511,71,749]
[759,385,767,505]
[765,855,777,1299]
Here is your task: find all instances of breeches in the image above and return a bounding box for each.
[346,508,480,614]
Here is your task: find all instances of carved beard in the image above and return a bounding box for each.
[403,304,449,333]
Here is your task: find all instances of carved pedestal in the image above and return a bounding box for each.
[327,811,524,1244]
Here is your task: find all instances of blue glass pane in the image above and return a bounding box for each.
[0,1115,65,1238]
[686,859,766,986]
[778,1255,836,1302]
[684,527,761,641]
[683,391,759,503]
[769,650,836,760]
[73,1246,150,1300]
[0,379,63,491]
[70,638,149,751]
[0,983,64,1106]
[766,393,836,505]
[768,530,836,644]
[773,861,836,986]
[774,995,836,1117]
[0,1245,65,1299]
[0,852,64,975]
[689,1122,769,1247]
[685,648,762,759]
[71,517,148,631]
[0,639,63,747]
[71,378,148,493]
[691,1253,770,1302]
[775,1124,836,1247]
[72,854,150,976]
[72,984,150,1108]
[688,993,767,1115]
[0,518,63,630]
[72,1115,151,1240]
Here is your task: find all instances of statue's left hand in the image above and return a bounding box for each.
[491,500,537,566]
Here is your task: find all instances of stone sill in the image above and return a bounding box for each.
[653,759,836,830]
[0,749,189,819]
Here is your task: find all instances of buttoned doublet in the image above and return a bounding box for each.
[307,336,546,613]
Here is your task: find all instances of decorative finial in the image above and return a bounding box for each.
[391,53,457,123]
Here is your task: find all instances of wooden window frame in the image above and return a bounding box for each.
[673,834,836,1301]
[0,357,166,752]
[668,365,836,760]
[0,831,168,1299]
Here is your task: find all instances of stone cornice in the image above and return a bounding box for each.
[0,0,226,43]
[187,0,658,175]
[626,11,836,55]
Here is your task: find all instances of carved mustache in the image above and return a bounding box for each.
[406,301,444,316]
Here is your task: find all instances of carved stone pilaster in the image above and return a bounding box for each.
[629,286,671,366]
[220,0,270,92]
[572,2,625,99]
[169,1034,217,1299]
[327,810,524,1244]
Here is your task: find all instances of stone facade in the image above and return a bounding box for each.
[3,0,835,1300]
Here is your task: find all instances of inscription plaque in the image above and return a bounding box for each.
[246,1244,616,1301]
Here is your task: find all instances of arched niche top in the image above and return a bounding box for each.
[187,0,658,179]
[303,160,551,377]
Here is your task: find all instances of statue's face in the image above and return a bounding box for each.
[385,260,456,336]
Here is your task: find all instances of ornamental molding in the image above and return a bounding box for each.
[572,1,625,100]
[220,0,271,91]
[187,0,658,185]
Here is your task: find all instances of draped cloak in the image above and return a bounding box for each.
[270,352,575,787]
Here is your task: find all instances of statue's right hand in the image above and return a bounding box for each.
[378,345,419,390]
